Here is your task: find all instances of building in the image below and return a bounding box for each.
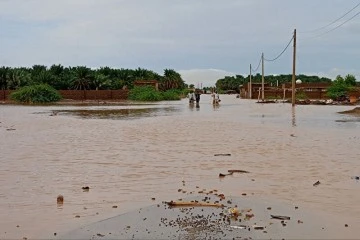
[134,80,159,90]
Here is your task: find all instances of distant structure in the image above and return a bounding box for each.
[134,80,159,90]
[240,82,332,99]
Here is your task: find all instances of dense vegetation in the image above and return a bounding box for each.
[215,74,332,92]
[0,65,186,91]
[326,74,357,100]
[10,84,62,103]
[128,86,183,101]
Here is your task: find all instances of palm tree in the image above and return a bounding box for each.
[7,68,31,90]
[161,69,185,91]
[71,66,93,90]
[0,67,10,90]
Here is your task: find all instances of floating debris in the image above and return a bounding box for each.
[214,154,231,156]
[57,195,64,204]
[230,225,246,229]
[228,169,250,173]
[313,181,321,187]
[253,225,265,230]
[219,172,233,177]
[270,215,290,220]
[165,200,224,208]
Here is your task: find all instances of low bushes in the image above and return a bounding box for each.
[10,84,62,103]
[128,86,182,101]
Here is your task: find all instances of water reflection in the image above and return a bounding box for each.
[196,103,200,111]
[53,107,179,120]
[189,103,195,111]
[291,106,296,127]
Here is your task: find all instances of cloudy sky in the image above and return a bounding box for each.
[1,0,359,86]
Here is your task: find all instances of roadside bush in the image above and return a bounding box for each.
[295,91,308,100]
[10,84,62,103]
[161,89,182,100]
[128,86,163,101]
[128,86,183,101]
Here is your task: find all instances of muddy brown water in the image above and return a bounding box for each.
[1,95,360,239]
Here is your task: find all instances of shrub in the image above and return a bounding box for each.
[161,89,182,100]
[128,86,163,101]
[295,91,308,100]
[10,84,62,103]
[128,86,183,101]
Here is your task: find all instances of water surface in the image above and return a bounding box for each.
[1,95,359,239]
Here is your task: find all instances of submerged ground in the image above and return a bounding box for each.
[1,95,359,239]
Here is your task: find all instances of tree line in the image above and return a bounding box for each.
[0,65,186,91]
[215,74,334,92]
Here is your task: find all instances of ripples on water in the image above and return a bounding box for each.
[0,94,359,238]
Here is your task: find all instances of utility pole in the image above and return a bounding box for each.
[261,52,264,101]
[249,64,252,99]
[292,29,297,106]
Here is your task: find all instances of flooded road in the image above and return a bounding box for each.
[1,94,360,239]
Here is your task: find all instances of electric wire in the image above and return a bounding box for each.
[263,35,294,62]
[301,10,360,41]
[251,55,262,72]
[299,2,360,33]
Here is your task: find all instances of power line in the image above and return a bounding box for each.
[264,35,294,62]
[302,10,360,41]
[300,2,360,33]
[251,55,262,72]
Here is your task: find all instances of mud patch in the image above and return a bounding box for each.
[338,107,360,117]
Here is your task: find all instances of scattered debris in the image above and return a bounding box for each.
[96,233,105,237]
[313,181,321,186]
[219,172,233,177]
[230,225,246,229]
[151,198,156,201]
[345,224,349,227]
[165,201,224,208]
[351,176,359,180]
[82,186,90,191]
[75,215,80,218]
[253,225,265,230]
[214,154,231,156]
[228,207,240,217]
[227,169,250,173]
[298,220,303,224]
[271,215,290,220]
[267,207,272,210]
[57,195,64,204]
[54,233,57,236]
[112,206,118,208]
[6,128,16,131]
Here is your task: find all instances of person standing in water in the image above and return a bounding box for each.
[188,90,195,104]
[195,89,201,104]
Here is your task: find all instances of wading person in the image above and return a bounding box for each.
[195,90,201,104]
[188,90,195,104]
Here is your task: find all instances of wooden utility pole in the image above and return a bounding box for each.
[261,52,264,101]
[292,29,297,106]
[249,64,252,99]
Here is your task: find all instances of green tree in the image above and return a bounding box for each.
[71,66,94,90]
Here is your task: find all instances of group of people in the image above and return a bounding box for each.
[187,90,220,105]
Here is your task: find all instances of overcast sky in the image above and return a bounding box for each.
[1,0,359,86]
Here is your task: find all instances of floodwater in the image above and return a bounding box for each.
[1,94,359,239]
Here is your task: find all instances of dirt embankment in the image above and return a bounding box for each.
[338,107,360,116]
